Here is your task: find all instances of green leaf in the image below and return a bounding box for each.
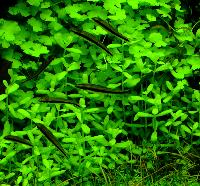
[85,108,101,113]
[155,63,172,72]
[6,83,19,94]
[132,148,142,155]
[8,104,18,118]
[123,59,132,70]
[124,78,141,88]
[16,176,23,185]
[166,81,174,90]
[193,132,200,137]
[68,62,80,71]
[151,131,157,142]
[27,0,43,6]
[20,41,49,57]
[17,109,31,119]
[143,84,154,95]
[192,122,199,131]
[41,2,50,8]
[106,83,121,89]
[9,3,31,17]
[127,0,139,9]
[109,139,116,146]
[0,20,21,42]
[107,106,113,114]
[159,126,169,133]
[107,44,122,48]
[0,94,7,101]
[148,32,167,47]
[55,71,67,81]
[114,141,132,148]
[110,64,123,72]
[81,124,90,134]
[163,95,172,103]
[54,32,73,49]
[27,17,43,32]
[135,58,144,70]
[181,125,191,134]
[146,14,156,21]
[169,133,179,140]
[129,96,144,101]
[48,21,63,31]
[78,147,85,156]
[0,151,16,165]
[196,28,200,37]
[134,112,153,121]
[66,47,82,54]
[157,109,172,117]
[152,108,158,115]
[92,135,108,145]
[194,90,200,102]
[40,10,56,21]
[3,121,11,136]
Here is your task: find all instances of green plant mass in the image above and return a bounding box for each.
[0,0,200,185]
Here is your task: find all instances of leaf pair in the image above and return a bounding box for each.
[76,83,130,94]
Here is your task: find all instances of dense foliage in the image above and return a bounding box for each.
[0,0,200,185]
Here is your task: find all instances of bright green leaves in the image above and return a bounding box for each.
[40,9,56,22]
[181,125,191,134]
[0,20,21,47]
[27,0,43,7]
[0,151,16,165]
[38,35,53,46]
[155,63,172,72]
[67,62,81,71]
[186,56,200,70]
[151,131,157,142]
[103,0,126,20]
[65,4,88,20]
[127,0,139,9]
[20,41,49,57]
[173,19,194,42]
[48,21,63,32]
[0,94,7,101]
[134,112,153,121]
[9,2,31,17]
[192,122,199,132]
[17,109,31,119]
[41,2,51,8]
[107,44,122,49]
[0,0,199,181]
[81,124,90,134]
[196,28,200,37]
[54,32,73,49]
[6,83,19,95]
[146,14,156,21]
[148,32,167,47]
[124,77,141,88]
[27,17,43,32]
[175,29,194,42]
[171,66,192,79]
[129,45,145,58]
[66,48,83,54]
[156,4,171,18]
